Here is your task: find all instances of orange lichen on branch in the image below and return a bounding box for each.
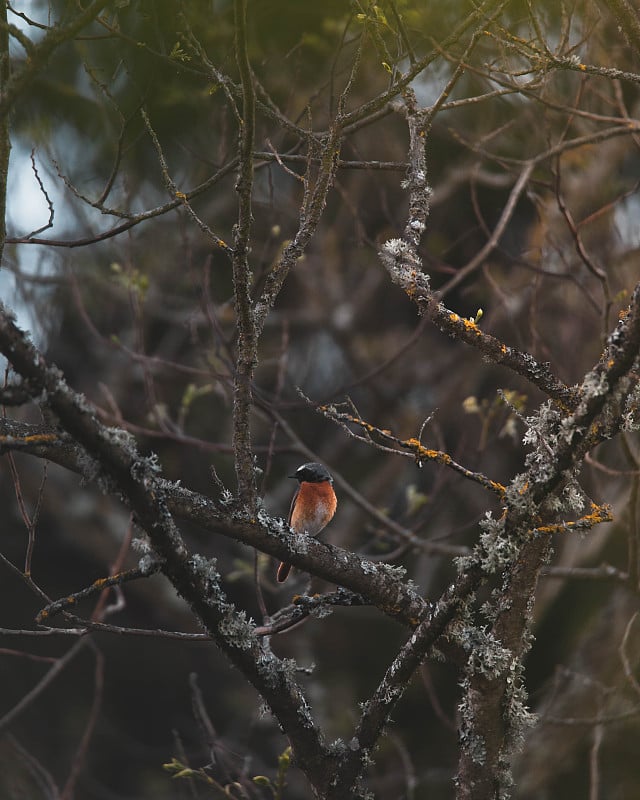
[534,503,613,535]
[0,433,57,445]
[582,502,613,525]
[405,437,450,462]
[317,403,505,497]
[462,318,481,335]
[403,437,505,498]
[446,310,486,340]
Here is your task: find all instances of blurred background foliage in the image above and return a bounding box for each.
[2,0,640,797]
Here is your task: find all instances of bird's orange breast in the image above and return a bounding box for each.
[289,480,337,536]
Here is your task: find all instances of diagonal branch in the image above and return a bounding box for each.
[374,69,640,800]
[316,402,506,497]
[0,305,335,794]
[250,5,370,336]
[457,282,640,799]
[386,269,579,409]
[0,415,430,629]
[378,90,579,410]
[601,0,640,56]
[338,0,509,133]
[0,0,110,119]
[328,567,482,798]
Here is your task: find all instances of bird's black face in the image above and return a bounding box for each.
[291,462,333,483]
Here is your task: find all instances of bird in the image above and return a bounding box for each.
[276,462,337,583]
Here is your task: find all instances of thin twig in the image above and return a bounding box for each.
[231,0,258,510]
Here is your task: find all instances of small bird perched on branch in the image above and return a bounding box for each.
[276,462,337,583]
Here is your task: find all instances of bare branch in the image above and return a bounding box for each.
[232,0,258,510]
[0,306,333,792]
[0,0,10,266]
[0,0,111,119]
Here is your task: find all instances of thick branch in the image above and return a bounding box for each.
[328,566,482,798]
[457,283,640,799]
[0,417,430,630]
[377,73,640,799]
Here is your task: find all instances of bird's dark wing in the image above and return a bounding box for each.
[287,485,300,526]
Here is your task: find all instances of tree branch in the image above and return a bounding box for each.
[373,69,640,799]
[0,0,110,119]
[0,305,335,794]
[600,0,640,56]
[0,0,10,266]
[0,415,430,629]
[232,0,258,510]
[378,90,579,410]
[457,283,640,798]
